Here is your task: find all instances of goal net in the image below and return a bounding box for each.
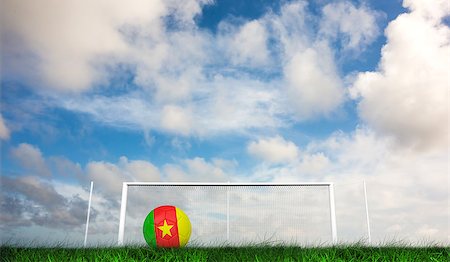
[118,182,337,246]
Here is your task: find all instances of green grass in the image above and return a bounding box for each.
[1,245,448,262]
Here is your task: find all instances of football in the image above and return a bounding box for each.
[143,205,192,248]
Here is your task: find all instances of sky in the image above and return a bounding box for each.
[0,0,449,246]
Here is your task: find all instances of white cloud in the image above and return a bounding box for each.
[118,156,160,183]
[2,127,448,245]
[246,128,449,244]
[86,157,162,199]
[0,0,208,92]
[350,0,449,151]
[261,1,347,120]
[83,155,229,200]
[267,0,309,56]
[320,2,381,51]
[403,0,449,23]
[164,157,229,182]
[212,158,238,170]
[160,105,193,136]
[132,30,211,103]
[326,130,448,244]
[247,136,300,164]
[2,0,356,138]
[10,143,51,177]
[59,76,284,136]
[284,45,344,120]
[306,129,391,175]
[220,20,270,66]
[184,157,229,181]
[48,156,83,180]
[0,114,10,140]
[61,94,158,130]
[196,77,284,135]
[297,152,330,176]
[86,161,126,198]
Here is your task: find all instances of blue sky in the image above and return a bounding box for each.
[1,0,396,169]
[1,0,448,245]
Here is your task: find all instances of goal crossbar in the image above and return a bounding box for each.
[117,182,338,245]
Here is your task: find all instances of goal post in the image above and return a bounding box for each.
[117,182,338,246]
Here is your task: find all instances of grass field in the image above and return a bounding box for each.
[1,244,448,262]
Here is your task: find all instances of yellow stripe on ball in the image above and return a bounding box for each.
[175,207,192,247]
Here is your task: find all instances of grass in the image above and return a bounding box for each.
[1,244,449,262]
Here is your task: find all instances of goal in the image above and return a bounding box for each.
[118,182,337,246]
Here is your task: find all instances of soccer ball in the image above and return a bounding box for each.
[143,205,191,248]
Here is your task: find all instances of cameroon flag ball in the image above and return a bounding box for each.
[143,205,192,248]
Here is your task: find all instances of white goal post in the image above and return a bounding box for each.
[117,182,338,246]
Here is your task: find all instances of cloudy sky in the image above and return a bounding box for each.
[0,0,448,246]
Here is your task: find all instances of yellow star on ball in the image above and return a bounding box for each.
[157,219,173,238]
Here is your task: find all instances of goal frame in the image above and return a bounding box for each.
[117,182,337,245]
